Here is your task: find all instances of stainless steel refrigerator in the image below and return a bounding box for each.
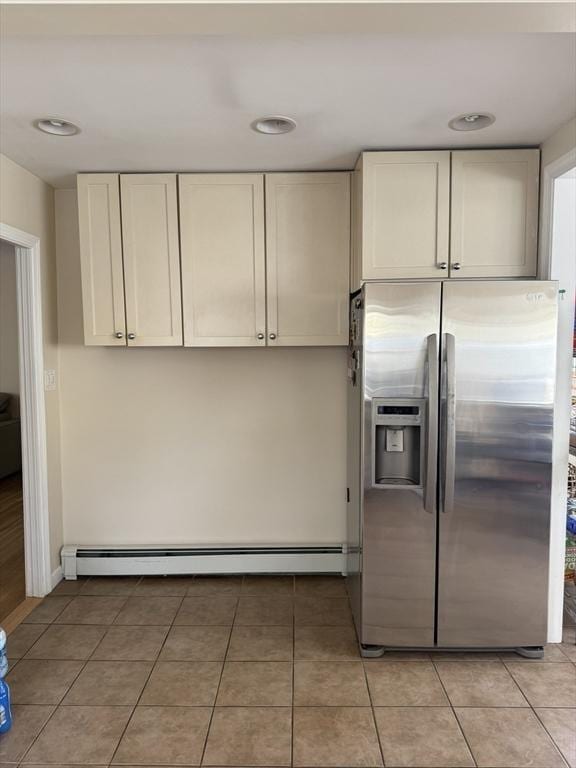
[347,281,558,657]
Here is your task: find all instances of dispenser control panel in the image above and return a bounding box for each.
[371,398,426,489]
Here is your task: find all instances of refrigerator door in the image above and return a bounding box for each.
[361,282,441,647]
[438,281,557,648]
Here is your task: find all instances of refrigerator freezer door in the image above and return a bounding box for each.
[361,282,441,647]
[438,281,557,648]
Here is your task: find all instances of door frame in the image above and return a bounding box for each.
[0,222,52,597]
[539,147,576,642]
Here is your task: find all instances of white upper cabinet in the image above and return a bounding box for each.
[450,149,539,278]
[265,173,350,346]
[77,174,126,345]
[179,174,266,347]
[355,151,450,284]
[120,174,183,346]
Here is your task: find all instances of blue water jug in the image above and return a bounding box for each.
[0,628,12,734]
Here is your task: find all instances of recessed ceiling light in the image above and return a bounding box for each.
[34,118,80,136]
[448,113,495,132]
[251,116,297,135]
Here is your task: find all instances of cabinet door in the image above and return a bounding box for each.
[265,173,350,346]
[77,174,126,345]
[120,174,182,346]
[179,174,266,347]
[450,149,539,278]
[361,151,450,280]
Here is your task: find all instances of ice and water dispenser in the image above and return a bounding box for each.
[371,399,426,488]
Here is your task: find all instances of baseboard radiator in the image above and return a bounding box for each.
[61,545,347,580]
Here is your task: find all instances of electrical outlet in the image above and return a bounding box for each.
[44,369,57,391]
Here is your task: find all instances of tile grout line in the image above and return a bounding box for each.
[360,650,387,767]
[198,574,243,767]
[429,656,478,768]
[105,586,186,767]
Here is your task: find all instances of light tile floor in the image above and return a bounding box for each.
[1,575,575,768]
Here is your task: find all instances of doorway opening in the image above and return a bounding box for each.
[0,223,52,620]
[541,155,576,641]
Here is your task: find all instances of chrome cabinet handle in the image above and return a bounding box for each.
[269,333,277,340]
[442,332,456,514]
[438,262,448,270]
[257,333,264,340]
[425,334,439,514]
[127,333,136,340]
[114,332,124,339]
[452,262,461,270]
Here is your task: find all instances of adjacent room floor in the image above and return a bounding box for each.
[0,472,25,622]
[1,575,575,767]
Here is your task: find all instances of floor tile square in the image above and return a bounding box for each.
[23,598,73,624]
[506,662,576,707]
[366,662,448,706]
[294,597,352,626]
[536,708,576,768]
[62,660,152,705]
[113,706,211,766]
[227,625,293,661]
[25,624,107,660]
[91,625,169,661]
[174,597,237,625]
[134,576,195,596]
[5,625,48,659]
[186,576,243,596]
[293,706,382,767]
[80,577,141,596]
[216,661,292,706]
[559,642,576,662]
[294,661,369,706]
[435,661,528,707]
[49,577,88,596]
[54,596,127,625]
[294,626,360,660]
[455,707,566,767]
[234,597,293,626]
[203,707,292,767]
[295,576,348,598]
[0,705,55,762]
[23,705,133,764]
[113,596,182,625]
[241,576,294,596]
[7,659,84,704]
[160,625,231,661]
[140,661,222,705]
[374,707,474,767]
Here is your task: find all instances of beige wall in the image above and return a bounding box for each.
[0,241,20,416]
[55,189,347,547]
[0,154,63,572]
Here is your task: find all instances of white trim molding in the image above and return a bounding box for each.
[538,148,576,643]
[0,222,52,597]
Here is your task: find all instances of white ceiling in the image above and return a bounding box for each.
[1,30,575,187]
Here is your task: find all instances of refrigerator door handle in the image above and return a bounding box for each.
[425,334,439,513]
[442,332,456,514]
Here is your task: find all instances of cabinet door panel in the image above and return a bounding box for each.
[265,173,350,346]
[120,174,182,346]
[450,149,539,278]
[361,151,450,280]
[77,174,126,345]
[179,174,266,347]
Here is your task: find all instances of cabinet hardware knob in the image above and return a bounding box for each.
[438,262,448,270]
[257,333,264,340]
[127,333,136,340]
[452,262,461,270]
[114,332,124,339]
[269,333,277,340]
